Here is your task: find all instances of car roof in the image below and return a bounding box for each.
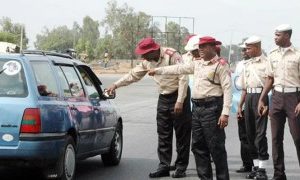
[0,50,87,66]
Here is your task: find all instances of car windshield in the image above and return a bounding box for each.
[0,59,28,97]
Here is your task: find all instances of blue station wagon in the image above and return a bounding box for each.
[0,51,123,180]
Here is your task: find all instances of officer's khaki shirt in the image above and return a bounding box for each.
[155,55,232,115]
[182,52,194,82]
[266,45,300,87]
[114,47,188,103]
[240,54,268,89]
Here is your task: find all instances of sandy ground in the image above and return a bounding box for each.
[90,60,135,75]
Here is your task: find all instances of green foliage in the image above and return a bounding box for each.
[0,31,18,43]
[35,26,74,52]
[165,21,190,53]
[0,17,28,49]
[81,16,99,48]
[5,2,261,63]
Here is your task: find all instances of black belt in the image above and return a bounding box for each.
[160,90,178,98]
[192,96,223,106]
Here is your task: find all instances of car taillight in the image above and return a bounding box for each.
[20,108,41,133]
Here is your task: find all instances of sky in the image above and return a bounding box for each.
[1,0,299,52]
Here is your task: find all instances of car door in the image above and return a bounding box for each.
[77,66,117,150]
[54,65,95,154]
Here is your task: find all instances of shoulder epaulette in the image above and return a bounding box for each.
[269,47,278,54]
[218,58,228,66]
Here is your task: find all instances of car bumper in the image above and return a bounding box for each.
[0,135,66,166]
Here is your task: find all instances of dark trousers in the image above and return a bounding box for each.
[269,91,300,179]
[238,114,253,167]
[191,96,229,180]
[156,88,192,171]
[244,93,269,160]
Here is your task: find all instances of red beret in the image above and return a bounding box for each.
[198,36,222,46]
[135,37,160,55]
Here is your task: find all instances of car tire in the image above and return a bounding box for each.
[44,136,76,180]
[101,122,123,166]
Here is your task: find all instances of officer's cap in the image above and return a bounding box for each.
[198,36,222,46]
[135,37,160,55]
[245,36,261,45]
[184,35,201,51]
[275,24,292,32]
[239,43,246,48]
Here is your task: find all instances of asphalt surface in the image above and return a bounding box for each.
[0,74,299,180]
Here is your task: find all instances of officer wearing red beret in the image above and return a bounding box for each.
[149,36,232,180]
[107,37,192,178]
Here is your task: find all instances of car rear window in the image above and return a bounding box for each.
[0,59,28,97]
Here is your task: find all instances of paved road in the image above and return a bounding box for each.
[94,74,299,180]
[0,74,298,180]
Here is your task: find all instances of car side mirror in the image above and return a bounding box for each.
[103,89,116,99]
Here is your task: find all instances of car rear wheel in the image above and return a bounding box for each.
[101,122,123,166]
[61,137,76,180]
[44,136,76,180]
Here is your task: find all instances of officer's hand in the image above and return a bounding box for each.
[106,84,117,95]
[258,100,267,116]
[174,102,183,115]
[148,69,156,76]
[237,106,243,121]
[218,115,229,129]
[294,103,300,116]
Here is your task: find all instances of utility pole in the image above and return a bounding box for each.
[228,30,233,64]
[20,25,23,51]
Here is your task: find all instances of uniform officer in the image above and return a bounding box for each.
[238,36,269,180]
[234,42,254,173]
[106,37,192,178]
[258,24,300,180]
[149,36,232,180]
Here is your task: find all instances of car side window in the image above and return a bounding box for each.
[77,67,100,99]
[54,66,72,97]
[31,61,58,97]
[57,65,85,98]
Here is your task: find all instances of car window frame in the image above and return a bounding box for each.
[76,65,105,100]
[30,60,60,98]
[55,64,87,99]
[77,66,101,100]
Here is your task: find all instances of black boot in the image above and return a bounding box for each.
[246,166,258,179]
[254,168,268,180]
[171,169,186,178]
[169,164,176,171]
[149,169,170,178]
[236,165,252,173]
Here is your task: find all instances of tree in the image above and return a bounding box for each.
[72,22,82,48]
[165,21,190,53]
[0,17,28,49]
[81,16,99,48]
[101,0,154,59]
[35,26,74,51]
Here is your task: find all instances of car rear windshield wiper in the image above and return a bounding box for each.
[0,68,6,75]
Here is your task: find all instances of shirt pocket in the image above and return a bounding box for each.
[256,66,266,78]
[287,59,299,76]
[271,60,279,69]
